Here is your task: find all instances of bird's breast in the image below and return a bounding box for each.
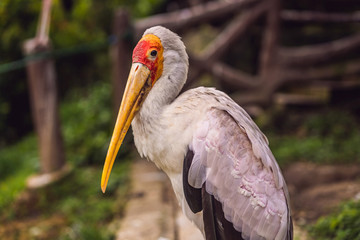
[131,111,193,175]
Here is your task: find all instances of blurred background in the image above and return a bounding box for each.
[0,0,360,239]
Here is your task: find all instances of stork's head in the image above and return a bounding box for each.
[101,26,188,193]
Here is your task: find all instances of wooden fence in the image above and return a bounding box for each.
[111,0,360,111]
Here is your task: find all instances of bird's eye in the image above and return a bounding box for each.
[150,50,157,57]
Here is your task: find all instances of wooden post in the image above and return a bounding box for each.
[23,39,65,174]
[260,0,281,77]
[258,0,282,103]
[110,9,133,115]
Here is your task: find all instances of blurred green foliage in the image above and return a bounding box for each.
[0,0,165,60]
[41,164,129,240]
[0,81,130,234]
[0,81,131,239]
[262,109,360,166]
[1,164,130,240]
[310,200,360,240]
[0,0,164,144]
[0,134,38,180]
[61,82,112,166]
[60,80,131,165]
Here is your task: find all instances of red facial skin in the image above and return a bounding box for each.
[132,36,163,84]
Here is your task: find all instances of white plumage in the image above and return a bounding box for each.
[102,26,292,240]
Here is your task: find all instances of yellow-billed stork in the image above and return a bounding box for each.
[101,26,293,240]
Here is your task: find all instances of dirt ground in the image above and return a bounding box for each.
[283,162,360,224]
[0,214,66,240]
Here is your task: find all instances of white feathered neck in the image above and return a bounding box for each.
[137,26,189,122]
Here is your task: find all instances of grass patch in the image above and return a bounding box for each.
[309,200,360,240]
[43,162,130,240]
[268,133,360,166]
[261,109,360,166]
[0,135,38,211]
[0,162,130,240]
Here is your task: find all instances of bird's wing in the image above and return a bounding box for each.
[184,148,245,240]
[183,106,292,240]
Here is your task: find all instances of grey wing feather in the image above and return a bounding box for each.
[187,97,292,240]
[183,148,245,240]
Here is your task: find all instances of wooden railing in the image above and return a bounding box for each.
[111,0,360,110]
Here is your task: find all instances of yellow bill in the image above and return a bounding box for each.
[101,63,151,193]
